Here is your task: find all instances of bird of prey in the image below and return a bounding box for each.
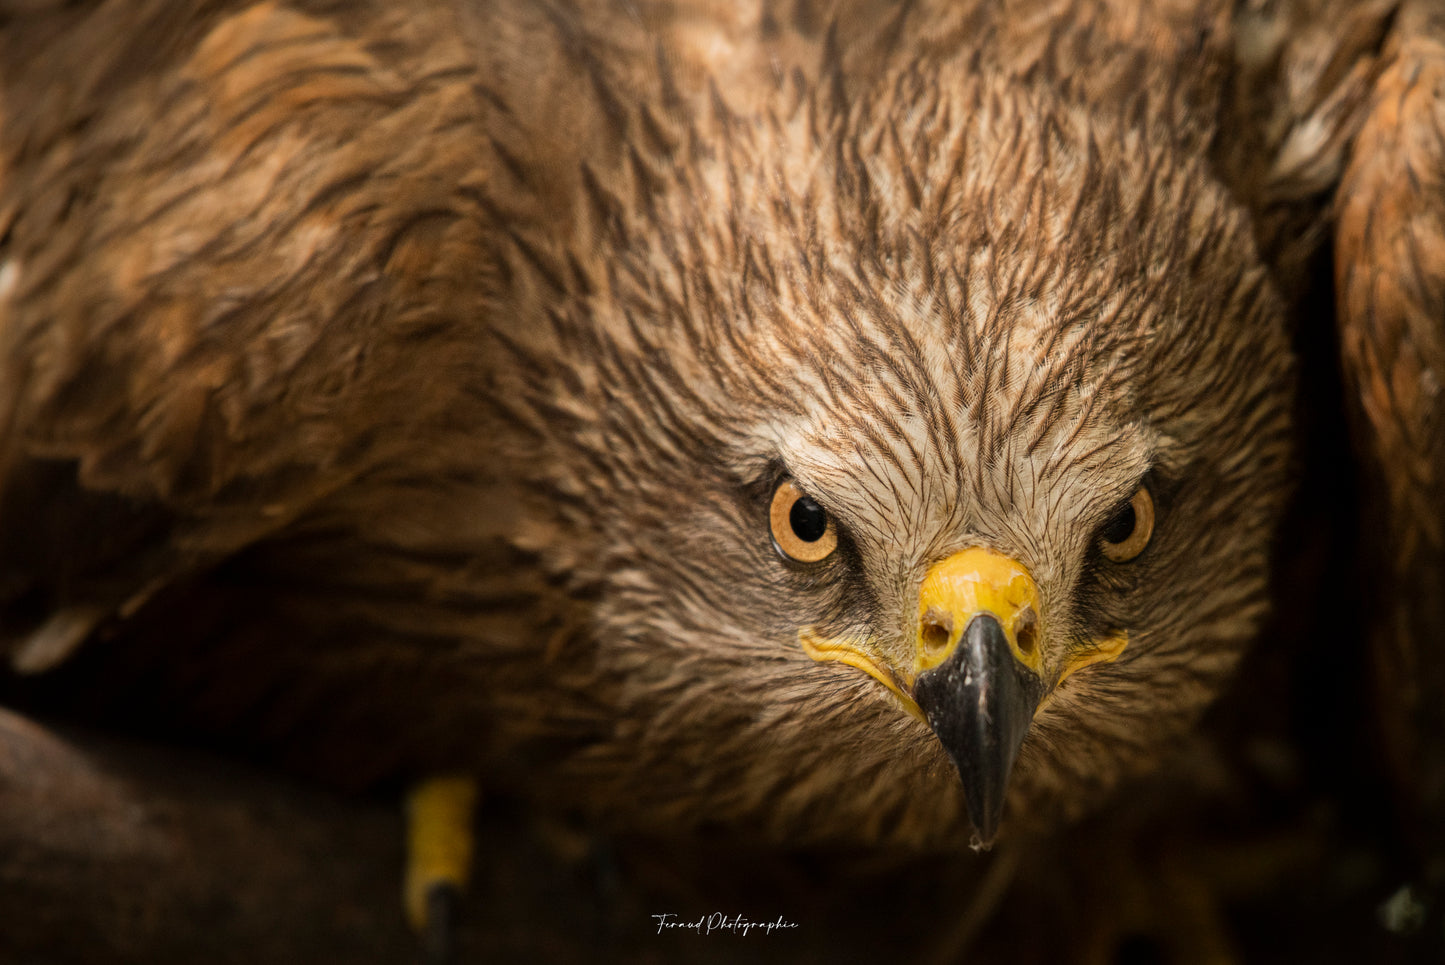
[1,0,1442,956]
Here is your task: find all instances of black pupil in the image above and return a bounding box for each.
[1101,502,1136,545]
[789,496,829,543]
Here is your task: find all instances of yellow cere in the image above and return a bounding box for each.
[914,547,1044,675]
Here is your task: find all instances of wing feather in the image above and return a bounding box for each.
[1333,0,1445,849]
[0,1,502,667]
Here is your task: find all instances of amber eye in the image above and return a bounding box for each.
[769,480,838,563]
[1100,486,1155,563]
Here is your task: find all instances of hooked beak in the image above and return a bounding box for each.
[911,549,1045,845]
[798,547,1131,844]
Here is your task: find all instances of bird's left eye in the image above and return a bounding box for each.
[1099,486,1155,563]
[769,480,838,563]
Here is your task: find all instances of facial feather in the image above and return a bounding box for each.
[476,30,1295,842]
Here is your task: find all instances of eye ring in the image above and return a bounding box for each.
[1100,486,1155,563]
[769,480,838,563]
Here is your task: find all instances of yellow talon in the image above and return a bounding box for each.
[404,775,479,936]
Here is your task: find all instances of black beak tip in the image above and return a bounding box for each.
[970,805,1001,848]
[914,613,1042,844]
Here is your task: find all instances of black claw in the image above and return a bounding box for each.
[423,883,459,965]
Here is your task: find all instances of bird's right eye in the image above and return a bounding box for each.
[769,480,838,563]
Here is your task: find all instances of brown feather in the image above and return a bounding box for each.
[1334,0,1445,858]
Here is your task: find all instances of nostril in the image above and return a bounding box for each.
[1015,608,1039,658]
[920,607,953,652]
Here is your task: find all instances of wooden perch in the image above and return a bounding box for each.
[0,707,422,964]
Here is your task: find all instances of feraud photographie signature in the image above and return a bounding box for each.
[652,913,799,937]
